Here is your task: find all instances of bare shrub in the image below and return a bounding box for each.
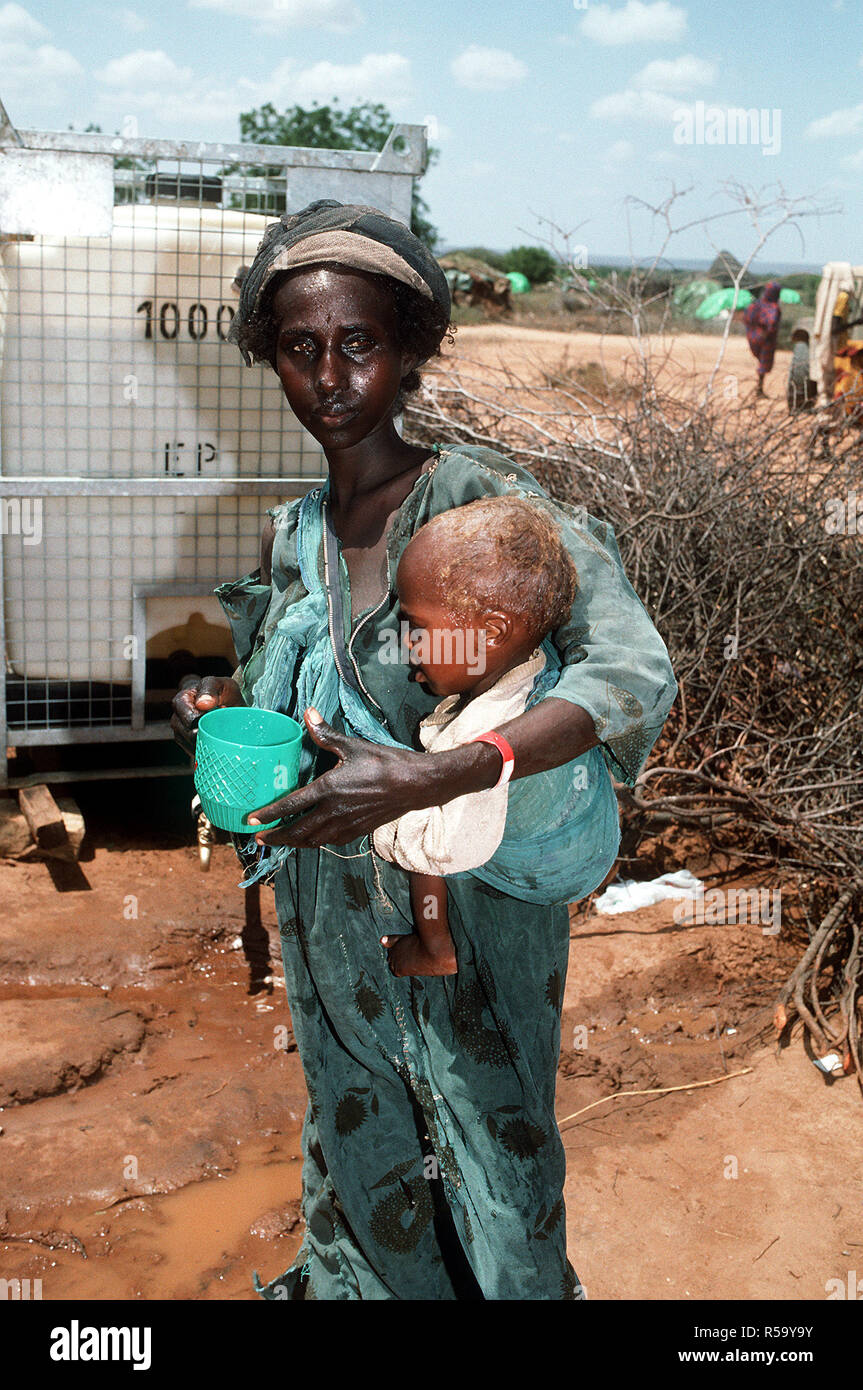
[405,183,863,1091]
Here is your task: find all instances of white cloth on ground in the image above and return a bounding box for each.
[593,869,704,915]
[372,649,545,876]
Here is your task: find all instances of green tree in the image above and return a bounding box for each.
[780,272,820,307]
[503,245,560,285]
[228,100,439,249]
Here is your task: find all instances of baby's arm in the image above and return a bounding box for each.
[381,871,457,977]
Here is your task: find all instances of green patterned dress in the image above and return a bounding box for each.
[215,443,677,1300]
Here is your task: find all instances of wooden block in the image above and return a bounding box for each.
[18,784,68,851]
[0,796,33,858]
[49,797,86,862]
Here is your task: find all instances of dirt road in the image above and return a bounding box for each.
[1,781,857,1301]
[444,324,787,405]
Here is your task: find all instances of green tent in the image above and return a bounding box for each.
[672,278,721,315]
[506,271,531,294]
[695,287,754,320]
[696,285,802,319]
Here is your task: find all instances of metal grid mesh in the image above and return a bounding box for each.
[1,154,326,736]
[2,161,322,481]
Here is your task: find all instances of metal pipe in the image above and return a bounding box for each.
[2,125,427,175]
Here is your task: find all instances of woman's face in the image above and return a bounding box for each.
[271,266,417,450]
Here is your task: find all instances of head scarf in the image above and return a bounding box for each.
[229,199,451,365]
[743,280,782,332]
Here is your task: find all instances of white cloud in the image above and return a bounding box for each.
[839,147,863,171]
[606,139,635,162]
[0,6,81,106]
[633,54,716,92]
[450,45,527,91]
[806,103,863,139]
[267,52,412,107]
[93,49,219,126]
[581,1,687,45]
[97,86,245,128]
[590,88,680,123]
[0,39,82,102]
[0,2,47,42]
[188,0,361,32]
[119,7,149,31]
[96,50,193,90]
[93,49,413,133]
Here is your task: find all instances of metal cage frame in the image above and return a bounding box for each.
[0,114,426,788]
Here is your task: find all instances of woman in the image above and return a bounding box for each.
[172,199,677,1300]
[743,281,782,397]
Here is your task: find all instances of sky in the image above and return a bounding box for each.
[1,0,861,267]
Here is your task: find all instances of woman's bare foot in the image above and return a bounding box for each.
[381,933,458,977]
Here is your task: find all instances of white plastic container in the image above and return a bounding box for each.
[1,203,324,687]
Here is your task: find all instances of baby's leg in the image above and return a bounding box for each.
[381,872,457,977]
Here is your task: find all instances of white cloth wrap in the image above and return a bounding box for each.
[372,650,545,875]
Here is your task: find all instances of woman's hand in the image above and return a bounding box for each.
[244,696,598,849]
[170,674,245,754]
[246,707,500,848]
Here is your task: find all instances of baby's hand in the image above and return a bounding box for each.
[381,933,457,978]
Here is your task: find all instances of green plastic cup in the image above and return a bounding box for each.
[193,707,303,834]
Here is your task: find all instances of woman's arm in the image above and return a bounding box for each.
[259,513,277,587]
[171,514,278,749]
[248,449,675,848]
[421,447,678,788]
[247,699,595,848]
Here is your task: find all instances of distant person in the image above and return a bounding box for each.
[743,281,782,397]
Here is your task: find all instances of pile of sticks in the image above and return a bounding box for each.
[406,344,863,1092]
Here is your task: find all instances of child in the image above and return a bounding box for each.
[373,493,579,978]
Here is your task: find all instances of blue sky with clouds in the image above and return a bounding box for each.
[1,0,860,266]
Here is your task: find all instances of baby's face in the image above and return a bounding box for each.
[271,268,415,454]
[395,559,487,698]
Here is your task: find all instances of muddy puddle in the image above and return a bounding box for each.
[0,814,311,1301]
[4,1133,304,1301]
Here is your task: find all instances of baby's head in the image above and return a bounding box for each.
[395,495,578,698]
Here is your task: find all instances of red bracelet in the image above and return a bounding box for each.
[473,731,515,789]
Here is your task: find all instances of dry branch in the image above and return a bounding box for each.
[405,183,863,1089]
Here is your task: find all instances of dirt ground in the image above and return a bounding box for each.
[1,774,859,1302]
[443,323,788,407]
[0,323,848,1302]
